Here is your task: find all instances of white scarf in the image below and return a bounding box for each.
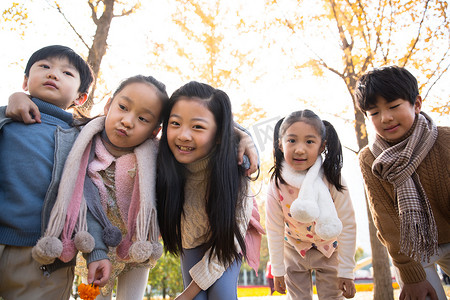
[281,157,342,240]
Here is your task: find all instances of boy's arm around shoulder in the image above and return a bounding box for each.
[358,147,427,284]
[6,92,41,123]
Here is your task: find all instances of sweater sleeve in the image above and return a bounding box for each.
[189,189,253,290]
[330,177,357,279]
[359,147,426,284]
[83,176,109,264]
[84,207,109,264]
[0,106,11,129]
[265,180,287,277]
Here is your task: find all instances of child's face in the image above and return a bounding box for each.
[103,82,162,152]
[280,121,324,172]
[167,98,217,164]
[366,96,421,141]
[22,56,86,109]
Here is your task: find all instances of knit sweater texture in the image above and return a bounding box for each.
[0,99,79,273]
[359,126,450,284]
[182,154,253,290]
[0,98,73,246]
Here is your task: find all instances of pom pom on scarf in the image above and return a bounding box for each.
[290,199,319,223]
[32,236,63,265]
[129,241,153,263]
[102,225,122,247]
[150,242,164,261]
[74,230,95,253]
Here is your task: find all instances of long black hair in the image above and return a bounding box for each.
[156,81,248,267]
[270,109,344,191]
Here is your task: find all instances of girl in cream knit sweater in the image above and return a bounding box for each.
[156,81,263,300]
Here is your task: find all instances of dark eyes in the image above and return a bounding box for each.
[368,103,400,116]
[139,116,149,123]
[39,64,74,77]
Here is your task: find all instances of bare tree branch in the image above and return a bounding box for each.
[402,0,430,67]
[49,1,90,50]
[88,0,99,25]
[423,58,450,100]
[113,4,139,18]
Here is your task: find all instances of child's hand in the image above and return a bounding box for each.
[338,277,356,298]
[6,92,41,124]
[87,259,112,287]
[174,280,201,300]
[274,276,286,294]
[400,280,438,300]
[236,128,259,176]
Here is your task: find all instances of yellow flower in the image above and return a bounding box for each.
[78,283,100,300]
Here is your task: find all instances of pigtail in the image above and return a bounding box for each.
[270,117,286,188]
[322,120,344,191]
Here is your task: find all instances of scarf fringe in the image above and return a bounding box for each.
[399,210,438,262]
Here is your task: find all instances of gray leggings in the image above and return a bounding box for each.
[180,245,242,300]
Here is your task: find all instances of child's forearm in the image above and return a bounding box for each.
[234,122,259,176]
[6,92,41,123]
[175,280,202,300]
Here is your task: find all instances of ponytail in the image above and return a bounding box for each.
[270,117,286,188]
[322,120,344,191]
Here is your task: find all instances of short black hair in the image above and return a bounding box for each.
[355,66,419,114]
[25,45,94,94]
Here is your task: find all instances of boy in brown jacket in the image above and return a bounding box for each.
[355,66,449,300]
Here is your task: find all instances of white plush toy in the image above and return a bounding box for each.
[281,156,342,240]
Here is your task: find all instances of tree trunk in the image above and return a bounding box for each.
[365,192,394,299]
[349,84,395,299]
[86,0,115,111]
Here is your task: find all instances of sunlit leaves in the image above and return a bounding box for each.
[266,0,450,120]
[147,0,259,89]
[1,2,30,37]
[234,99,267,129]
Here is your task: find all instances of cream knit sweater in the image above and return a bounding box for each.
[181,155,252,290]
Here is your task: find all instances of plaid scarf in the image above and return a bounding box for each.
[370,112,438,262]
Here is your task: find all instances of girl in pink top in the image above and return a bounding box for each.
[266,109,357,299]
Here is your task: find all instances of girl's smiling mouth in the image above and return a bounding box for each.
[177,145,194,152]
